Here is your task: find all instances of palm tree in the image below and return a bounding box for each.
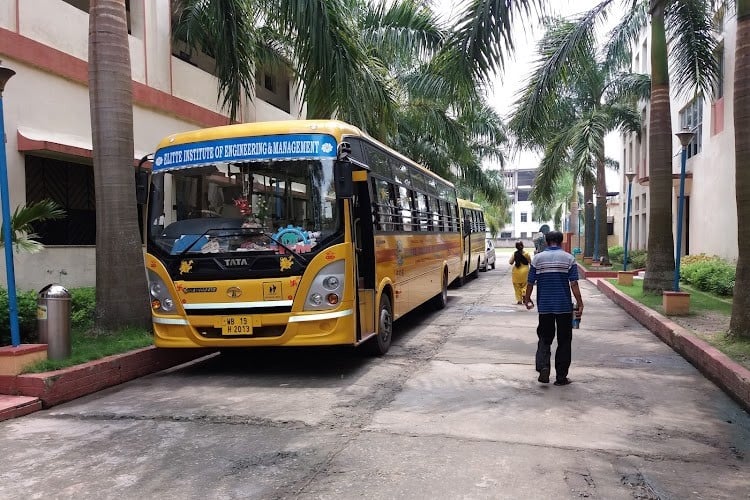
[174,0,508,200]
[730,0,750,338]
[509,13,646,266]
[89,0,150,331]
[641,0,718,293]
[0,201,65,254]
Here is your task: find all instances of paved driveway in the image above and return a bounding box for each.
[1,256,748,499]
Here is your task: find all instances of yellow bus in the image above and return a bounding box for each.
[456,198,487,286]
[145,120,462,355]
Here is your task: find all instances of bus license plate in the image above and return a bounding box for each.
[220,316,252,336]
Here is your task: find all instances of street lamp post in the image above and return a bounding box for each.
[0,62,19,346]
[623,171,636,271]
[589,200,599,262]
[577,206,583,254]
[674,128,696,292]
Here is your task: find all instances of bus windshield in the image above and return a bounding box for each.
[147,159,340,258]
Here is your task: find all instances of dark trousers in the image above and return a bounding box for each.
[535,313,573,380]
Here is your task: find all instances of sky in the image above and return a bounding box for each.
[437,0,622,191]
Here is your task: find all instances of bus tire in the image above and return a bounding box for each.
[470,257,480,278]
[366,294,393,356]
[431,270,448,310]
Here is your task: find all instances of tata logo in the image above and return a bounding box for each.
[223,258,248,266]
[227,287,242,298]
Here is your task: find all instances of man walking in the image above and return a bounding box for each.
[522,231,583,386]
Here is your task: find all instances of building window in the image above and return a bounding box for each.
[25,155,96,245]
[520,212,528,222]
[714,44,724,100]
[520,232,528,238]
[500,231,512,238]
[255,69,291,113]
[679,98,703,158]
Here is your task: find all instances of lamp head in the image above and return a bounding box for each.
[675,128,695,147]
[0,61,15,93]
[625,172,636,182]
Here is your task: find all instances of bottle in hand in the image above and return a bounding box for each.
[572,303,582,329]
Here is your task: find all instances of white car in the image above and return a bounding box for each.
[481,238,496,271]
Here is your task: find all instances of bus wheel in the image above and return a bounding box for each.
[366,294,393,356]
[470,257,480,278]
[431,270,448,310]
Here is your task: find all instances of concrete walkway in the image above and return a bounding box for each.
[0,249,747,498]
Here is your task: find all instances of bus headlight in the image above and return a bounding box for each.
[148,270,177,313]
[305,260,345,311]
[309,293,323,306]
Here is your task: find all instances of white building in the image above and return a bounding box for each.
[501,167,553,243]
[620,12,737,262]
[0,0,301,290]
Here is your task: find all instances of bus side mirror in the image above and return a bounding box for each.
[334,160,354,199]
[135,169,149,205]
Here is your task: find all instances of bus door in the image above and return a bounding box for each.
[463,215,472,272]
[353,179,376,339]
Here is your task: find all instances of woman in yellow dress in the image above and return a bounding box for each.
[508,240,532,305]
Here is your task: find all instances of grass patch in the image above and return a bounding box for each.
[610,279,732,316]
[609,279,750,370]
[22,327,153,373]
[701,332,750,367]
[679,284,732,315]
[610,279,663,312]
[578,260,624,272]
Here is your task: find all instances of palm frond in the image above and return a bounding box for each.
[359,0,446,65]
[603,71,651,105]
[602,0,648,72]
[665,0,721,98]
[0,200,65,252]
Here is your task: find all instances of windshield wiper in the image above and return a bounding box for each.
[177,227,309,264]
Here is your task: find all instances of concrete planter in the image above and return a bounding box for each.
[0,345,47,376]
[663,291,691,316]
[583,257,593,265]
[617,271,636,286]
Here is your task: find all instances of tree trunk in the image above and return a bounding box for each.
[89,0,150,331]
[583,182,594,257]
[643,2,675,294]
[730,0,750,338]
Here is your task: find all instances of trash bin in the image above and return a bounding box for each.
[37,284,72,360]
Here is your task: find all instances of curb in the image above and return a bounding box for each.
[576,262,618,279]
[0,346,216,418]
[596,278,750,413]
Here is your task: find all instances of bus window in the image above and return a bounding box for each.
[431,197,440,231]
[366,145,390,177]
[398,185,413,231]
[373,177,398,231]
[416,192,429,232]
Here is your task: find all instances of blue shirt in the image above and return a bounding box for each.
[527,247,578,314]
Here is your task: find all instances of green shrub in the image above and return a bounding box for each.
[70,287,96,330]
[0,288,40,345]
[629,249,647,269]
[608,246,624,263]
[680,255,735,297]
[1,286,98,346]
[608,246,645,267]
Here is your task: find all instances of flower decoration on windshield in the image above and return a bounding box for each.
[255,196,269,221]
[233,197,251,216]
